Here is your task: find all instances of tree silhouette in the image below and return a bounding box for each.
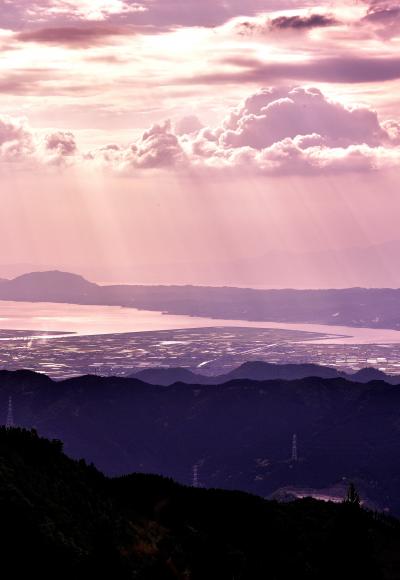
[344,483,361,507]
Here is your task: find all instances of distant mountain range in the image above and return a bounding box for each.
[1,270,400,330]
[3,369,400,514]
[129,361,400,386]
[3,427,399,579]
[3,239,400,288]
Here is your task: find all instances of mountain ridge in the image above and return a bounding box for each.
[1,270,400,330]
[129,360,400,386]
[2,369,400,513]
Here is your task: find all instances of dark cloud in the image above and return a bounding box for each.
[361,2,400,38]
[364,0,396,10]
[237,13,339,36]
[180,55,400,86]
[269,13,339,30]
[362,1,399,21]
[16,25,136,47]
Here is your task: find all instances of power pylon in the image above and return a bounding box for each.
[192,464,200,488]
[291,433,298,462]
[6,396,14,428]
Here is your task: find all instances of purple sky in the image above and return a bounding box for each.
[1,0,400,286]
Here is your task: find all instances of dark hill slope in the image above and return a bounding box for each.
[132,366,203,385]
[1,427,400,579]
[2,371,400,512]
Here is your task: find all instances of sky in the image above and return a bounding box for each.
[1,0,400,287]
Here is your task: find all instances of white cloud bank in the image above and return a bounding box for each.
[2,86,400,176]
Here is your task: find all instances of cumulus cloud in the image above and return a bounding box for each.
[0,116,79,166]
[3,86,400,177]
[0,115,34,161]
[46,130,76,154]
[174,115,204,136]
[184,86,400,175]
[218,87,387,149]
[382,120,400,143]
[83,86,400,177]
[87,120,186,171]
[131,120,186,168]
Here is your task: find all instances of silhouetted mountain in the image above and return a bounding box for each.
[129,361,400,386]
[3,370,400,513]
[0,262,56,279]
[219,361,340,382]
[351,367,391,383]
[0,270,101,302]
[2,270,400,329]
[2,427,399,579]
[133,367,202,385]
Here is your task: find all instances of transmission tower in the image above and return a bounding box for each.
[6,396,14,428]
[291,433,298,462]
[192,464,200,488]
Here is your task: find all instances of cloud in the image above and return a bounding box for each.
[178,86,400,175]
[269,13,339,30]
[182,55,400,85]
[363,0,397,11]
[191,138,399,176]
[236,13,339,37]
[87,120,186,170]
[0,115,34,161]
[174,115,204,136]
[361,2,400,38]
[0,116,78,166]
[218,86,387,149]
[25,0,146,22]
[3,86,400,177]
[382,120,400,143]
[84,86,400,177]
[16,25,136,47]
[45,131,78,157]
[5,0,297,31]
[131,120,186,168]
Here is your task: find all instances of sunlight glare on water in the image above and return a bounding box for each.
[1,300,400,345]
